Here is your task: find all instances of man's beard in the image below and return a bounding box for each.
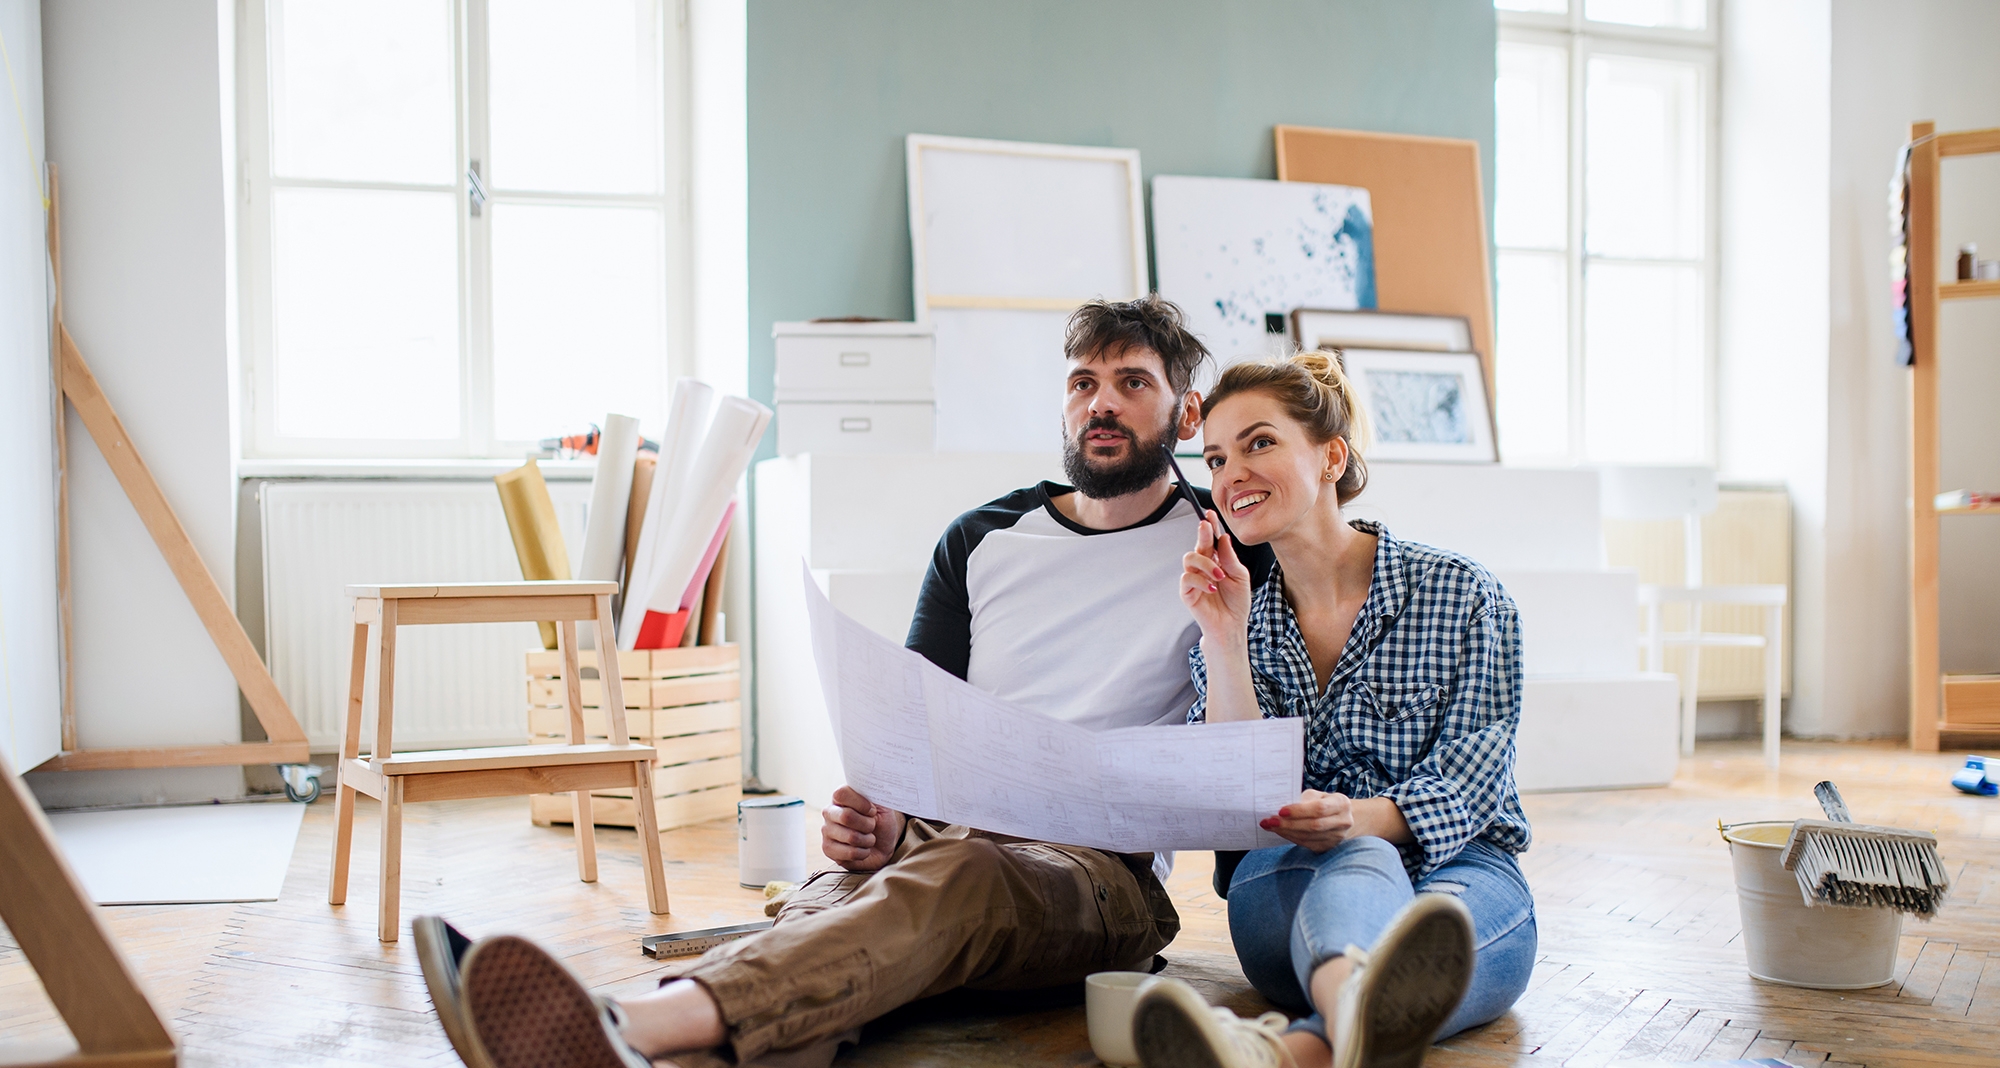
[1062,412,1176,500]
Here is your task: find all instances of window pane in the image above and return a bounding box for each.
[271,0,455,184]
[1586,54,1703,259]
[1583,261,1703,462]
[1496,42,1569,251]
[490,203,666,441]
[1585,0,1706,30]
[271,189,461,439]
[1496,251,1571,460]
[1496,0,1567,12]
[489,0,661,194]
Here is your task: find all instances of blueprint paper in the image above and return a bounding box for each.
[803,564,1300,852]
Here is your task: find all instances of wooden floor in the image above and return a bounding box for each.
[2,740,1997,1068]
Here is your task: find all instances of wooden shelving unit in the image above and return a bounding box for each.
[1906,120,2000,750]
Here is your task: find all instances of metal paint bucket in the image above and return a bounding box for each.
[1721,821,1901,989]
[738,795,808,889]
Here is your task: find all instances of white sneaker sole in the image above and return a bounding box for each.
[1336,894,1476,1068]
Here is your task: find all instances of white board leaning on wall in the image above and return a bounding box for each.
[1152,174,1376,381]
[906,134,1147,453]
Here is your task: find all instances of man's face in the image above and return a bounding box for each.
[1061,345,1188,499]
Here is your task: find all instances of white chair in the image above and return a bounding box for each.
[1600,467,1787,769]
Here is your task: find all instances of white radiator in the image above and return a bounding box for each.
[261,481,591,751]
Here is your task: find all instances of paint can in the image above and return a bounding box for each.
[738,795,808,889]
[1720,821,1900,989]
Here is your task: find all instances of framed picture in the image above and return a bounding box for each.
[1339,349,1496,463]
[1291,309,1473,354]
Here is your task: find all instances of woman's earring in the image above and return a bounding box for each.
[1323,470,1337,482]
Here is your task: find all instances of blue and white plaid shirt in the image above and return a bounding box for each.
[1189,520,1532,880]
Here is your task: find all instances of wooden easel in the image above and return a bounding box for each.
[0,751,178,1066]
[33,165,309,774]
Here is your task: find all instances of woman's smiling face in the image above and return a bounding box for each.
[1201,389,1346,544]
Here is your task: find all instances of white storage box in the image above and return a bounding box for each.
[773,321,934,403]
[776,402,935,455]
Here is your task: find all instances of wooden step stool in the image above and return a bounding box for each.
[329,581,669,942]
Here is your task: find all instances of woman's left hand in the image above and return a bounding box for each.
[1260,790,1354,852]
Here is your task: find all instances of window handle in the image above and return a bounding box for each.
[468,160,487,217]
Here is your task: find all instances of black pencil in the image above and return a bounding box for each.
[1162,446,1210,520]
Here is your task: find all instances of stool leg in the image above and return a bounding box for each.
[1680,603,1702,757]
[556,617,598,883]
[572,791,599,884]
[378,777,403,943]
[1764,603,1784,771]
[330,616,370,905]
[631,759,670,914]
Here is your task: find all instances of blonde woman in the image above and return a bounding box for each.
[1134,354,1536,1068]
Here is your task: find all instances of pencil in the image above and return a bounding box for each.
[1163,446,1210,520]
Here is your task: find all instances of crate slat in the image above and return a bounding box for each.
[526,673,740,710]
[527,702,740,740]
[526,644,739,680]
[529,785,742,831]
[529,729,740,767]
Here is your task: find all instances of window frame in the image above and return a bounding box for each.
[1495,0,1720,466]
[236,0,693,460]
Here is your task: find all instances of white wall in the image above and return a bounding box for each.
[1823,0,2000,735]
[0,0,57,774]
[1716,0,1833,732]
[28,0,243,805]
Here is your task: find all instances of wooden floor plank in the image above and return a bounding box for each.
[2,739,1996,1068]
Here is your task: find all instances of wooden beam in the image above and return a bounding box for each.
[0,751,178,1064]
[54,324,308,753]
[1936,126,2000,157]
[32,741,310,773]
[48,165,76,755]
[1908,121,1941,753]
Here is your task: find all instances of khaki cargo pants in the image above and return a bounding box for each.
[658,819,1179,1067]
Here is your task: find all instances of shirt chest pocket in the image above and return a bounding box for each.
[1343,679,1443,724]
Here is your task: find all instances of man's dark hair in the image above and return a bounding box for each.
[1063,296,1210,395]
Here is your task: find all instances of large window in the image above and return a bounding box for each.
[240,0,685,458]
[1493,0,1716,464]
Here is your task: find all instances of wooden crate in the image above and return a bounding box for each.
[526,644,742,831]
[1944,675,2000,727]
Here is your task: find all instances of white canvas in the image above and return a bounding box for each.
[1153,175,1376,373]
[929,307,1070,453]
[907,135,1145,454]
[917,146,1138,300]
[48,803,307,905]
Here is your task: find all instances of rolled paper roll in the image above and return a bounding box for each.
[494,459,571,649]
[623,378,716,647]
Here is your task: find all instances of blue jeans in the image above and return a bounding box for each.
[1226,837,1536,1044]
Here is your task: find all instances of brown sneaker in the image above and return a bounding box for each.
[459,934,652,1068]
[413,916,492,1068]
[1132,976,1298,1068]
[1330,893,1476,1068]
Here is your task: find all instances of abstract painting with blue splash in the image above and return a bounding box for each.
[1151,175,1376,375]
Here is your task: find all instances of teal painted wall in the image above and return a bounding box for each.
[745,0,1498,419]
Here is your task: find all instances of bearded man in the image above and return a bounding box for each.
[415,296,1271,1068]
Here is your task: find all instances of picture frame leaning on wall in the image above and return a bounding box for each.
[1336,348,1496,464]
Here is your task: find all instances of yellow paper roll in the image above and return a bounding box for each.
[495,459,572,649]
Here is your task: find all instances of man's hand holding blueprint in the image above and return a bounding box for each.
[803,565,1302,853]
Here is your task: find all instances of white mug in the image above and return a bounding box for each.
[1085,971,1154,1066]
